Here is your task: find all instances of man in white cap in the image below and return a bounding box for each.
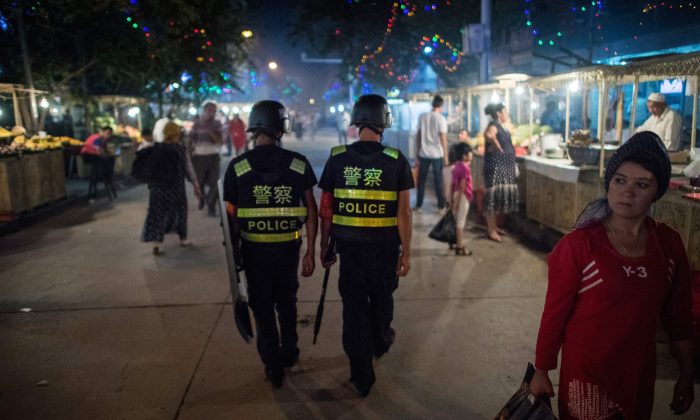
[635,92,682,150]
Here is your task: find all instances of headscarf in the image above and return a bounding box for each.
[603,130,670,200]
[162,121,182,144]
[574,131,671,229]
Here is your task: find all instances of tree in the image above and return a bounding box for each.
[289,0,482,90]
[0,0,250,114]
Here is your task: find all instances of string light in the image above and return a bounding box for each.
[354,1,464,86]
[523,1,605,49]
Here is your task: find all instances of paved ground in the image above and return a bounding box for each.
[0,128,698,419]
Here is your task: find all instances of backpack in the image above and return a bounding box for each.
[130,144,178,186]
[148,144,179,186]
[131,146,154,183]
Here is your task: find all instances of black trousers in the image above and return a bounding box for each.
[242,241,301,371]
[336,239,400,387]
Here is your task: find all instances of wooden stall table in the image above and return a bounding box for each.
[0,150,67,221]
[522,156,700,270]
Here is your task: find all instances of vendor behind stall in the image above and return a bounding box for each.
[81,126,117,198]
[636,92,682,151]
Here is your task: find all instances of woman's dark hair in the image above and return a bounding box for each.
[484,103,506,119]
[453,142,472,159]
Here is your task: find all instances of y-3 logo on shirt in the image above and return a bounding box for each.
[623,265,647,278]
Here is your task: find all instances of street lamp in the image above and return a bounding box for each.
[39,98,49,109]
[128,107,140,118]
[268,61,278,70]
[242,30,253,38]
[188,106,197,116]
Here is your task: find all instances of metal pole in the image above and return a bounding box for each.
[692,75,698,150]
[12,90,22,127]
[615,88,624,144]
[467,91,472,133]
[597,78,606,177]
[505,88,511,114]
[565,88,571,143]
[480,0,491,83]
[629,74,639,134]
[529,87,534,140]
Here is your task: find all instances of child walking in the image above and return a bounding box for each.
[451,143,473,255]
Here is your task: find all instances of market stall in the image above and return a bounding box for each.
[0,134,77,220]
[416,52,700,269]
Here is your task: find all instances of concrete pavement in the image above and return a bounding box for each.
[0,128,698,419]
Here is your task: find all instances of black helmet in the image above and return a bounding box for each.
[246,100,291,135]
[350,94,392,128]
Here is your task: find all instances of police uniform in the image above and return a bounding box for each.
[223,144,317,380]
[318,141,413,393]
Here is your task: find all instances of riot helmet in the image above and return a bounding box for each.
[350,94,392,129]
[246,100,291,138]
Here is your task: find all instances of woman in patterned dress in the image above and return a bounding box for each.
[482,103,519,242]
[142,122,201,254]
[530,131,694,419]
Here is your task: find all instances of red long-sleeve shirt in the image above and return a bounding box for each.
[535,218,693,420]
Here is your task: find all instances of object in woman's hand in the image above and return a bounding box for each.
[495,363,556,420]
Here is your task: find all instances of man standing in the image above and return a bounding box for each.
[223,100,318,389]
[415,94,449,212]
[318,94,413,397]
[336,110,350,145]
[228,113,247,157]
[190,102,223,216]
[636,92,682,151]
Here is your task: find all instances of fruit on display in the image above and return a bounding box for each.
[0,127,12,137]
[511,124,552,146]
[568,129,594,147]
[0,133,85,158]
[58,136,84,147]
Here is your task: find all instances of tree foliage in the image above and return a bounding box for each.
[0,0,249,101]
[289,0,534,89]
[289,0,482,90]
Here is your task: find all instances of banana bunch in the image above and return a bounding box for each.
[58,136,84,146]
[12,135,63,151]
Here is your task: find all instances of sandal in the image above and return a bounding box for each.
[455,247,472,256]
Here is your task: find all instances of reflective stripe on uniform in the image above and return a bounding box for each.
[331,145,347,156]
[234,159,252,176]
[289,158,306,175]
[237,207,307,218]
[334,188,397,201]
[332,215,397,227]
[241,230,301,242]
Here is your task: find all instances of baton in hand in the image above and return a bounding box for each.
[312,240,335,345]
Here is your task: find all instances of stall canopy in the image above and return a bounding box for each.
[0,83,49,131]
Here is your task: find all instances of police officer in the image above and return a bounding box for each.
[318,94,413,397]
[222,100,318,389]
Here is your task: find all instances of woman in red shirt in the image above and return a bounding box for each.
[530,131,694,419]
